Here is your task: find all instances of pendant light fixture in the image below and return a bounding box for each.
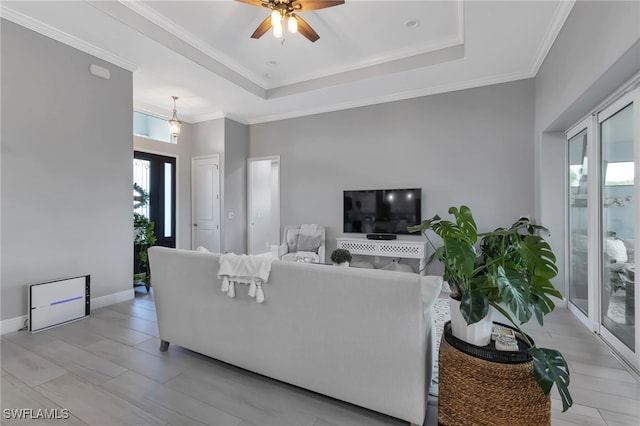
[168,96,182,143]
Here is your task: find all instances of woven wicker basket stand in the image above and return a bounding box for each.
[438,322,550,426]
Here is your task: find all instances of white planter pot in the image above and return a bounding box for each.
[449,297,493,347]
[333,262,350,267]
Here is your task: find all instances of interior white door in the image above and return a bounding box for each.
[248,156,280,255]
[192,156,220,252]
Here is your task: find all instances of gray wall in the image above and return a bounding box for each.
[250,79,536,266]
[191,118,225,251]
[535,1,640,134]
[191,118,225,157]
[224,119,250,254]
[1,20,133,321]
[190,117,249,254]
[535,1,640,297]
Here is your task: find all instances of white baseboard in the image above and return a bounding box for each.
[1,315,28,335]
[91,288,135,310]
[0,288,135,335]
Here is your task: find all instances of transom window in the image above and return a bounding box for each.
[134,111,172,143]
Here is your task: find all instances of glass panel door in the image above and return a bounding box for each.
[568,127,589,315]
[600,100,635,352]
[133,151,176,249]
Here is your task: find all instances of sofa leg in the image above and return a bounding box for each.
[159,340,170,352]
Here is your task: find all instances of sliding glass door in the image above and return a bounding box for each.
[599,95,636,357]
[568,124,590,317]
[566,88,639,372]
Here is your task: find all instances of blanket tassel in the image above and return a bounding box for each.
[256,283,265,304]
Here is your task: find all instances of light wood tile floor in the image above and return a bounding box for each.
[1,287,638,425]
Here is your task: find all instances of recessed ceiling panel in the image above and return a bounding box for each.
[139,0,463,87]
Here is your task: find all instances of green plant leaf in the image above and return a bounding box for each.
[528,275,562,325]
[520,235,558,279]
[494,266,532,324]
[460,289,489,325]
[444,238,476,278]
[530,347,573,412]
[433,221,461,240]
[407,215,439,234]
[450,205,478,242]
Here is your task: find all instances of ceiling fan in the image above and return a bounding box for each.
[236,0,345,42]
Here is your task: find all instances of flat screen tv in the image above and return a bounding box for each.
[343,188,421,235]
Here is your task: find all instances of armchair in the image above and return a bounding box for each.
[279,224,326,263]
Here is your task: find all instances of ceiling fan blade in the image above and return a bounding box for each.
[235,0,268,7]
[294,14,320,42]
[251,15,273,39]
[293,0,345,11]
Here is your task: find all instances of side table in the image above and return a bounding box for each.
[438,321,550,426]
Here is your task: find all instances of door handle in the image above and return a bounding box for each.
[193,224,198,227]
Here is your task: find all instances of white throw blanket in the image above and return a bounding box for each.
[218,253,274,303]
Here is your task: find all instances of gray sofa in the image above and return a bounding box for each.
[148,246,442,425]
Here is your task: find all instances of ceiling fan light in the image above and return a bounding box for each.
[271,9,282,25]
[287,15,298,33]
[273,20,283,38]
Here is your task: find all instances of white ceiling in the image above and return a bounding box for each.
[1,0,574,124]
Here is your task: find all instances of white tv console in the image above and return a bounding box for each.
[336,236,428,275]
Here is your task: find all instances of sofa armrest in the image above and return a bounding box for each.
[278,243,289,258]
[421,275,443,315]
[318,244,326,264]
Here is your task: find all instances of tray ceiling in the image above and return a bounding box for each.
[1,1,574,124]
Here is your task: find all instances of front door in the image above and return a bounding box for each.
[133,151,176,251]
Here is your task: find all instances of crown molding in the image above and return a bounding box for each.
[247,70,533,125]
[221,113,251,126]
[88,0,266,99]
[263,1,465,89]
[117,0,265,87]
[134,103,250,126]
[118,0,465,93]
[0,5,138,72]
[267,43,465,99]
[190,111,228,123]
[265,37,465,90]
[529,0,575,77]
[134,102,173,121]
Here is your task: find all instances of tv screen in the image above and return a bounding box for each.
[343,188,421,235]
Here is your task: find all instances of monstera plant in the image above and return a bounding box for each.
[409,206,572,412]
[134,183,156,291]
